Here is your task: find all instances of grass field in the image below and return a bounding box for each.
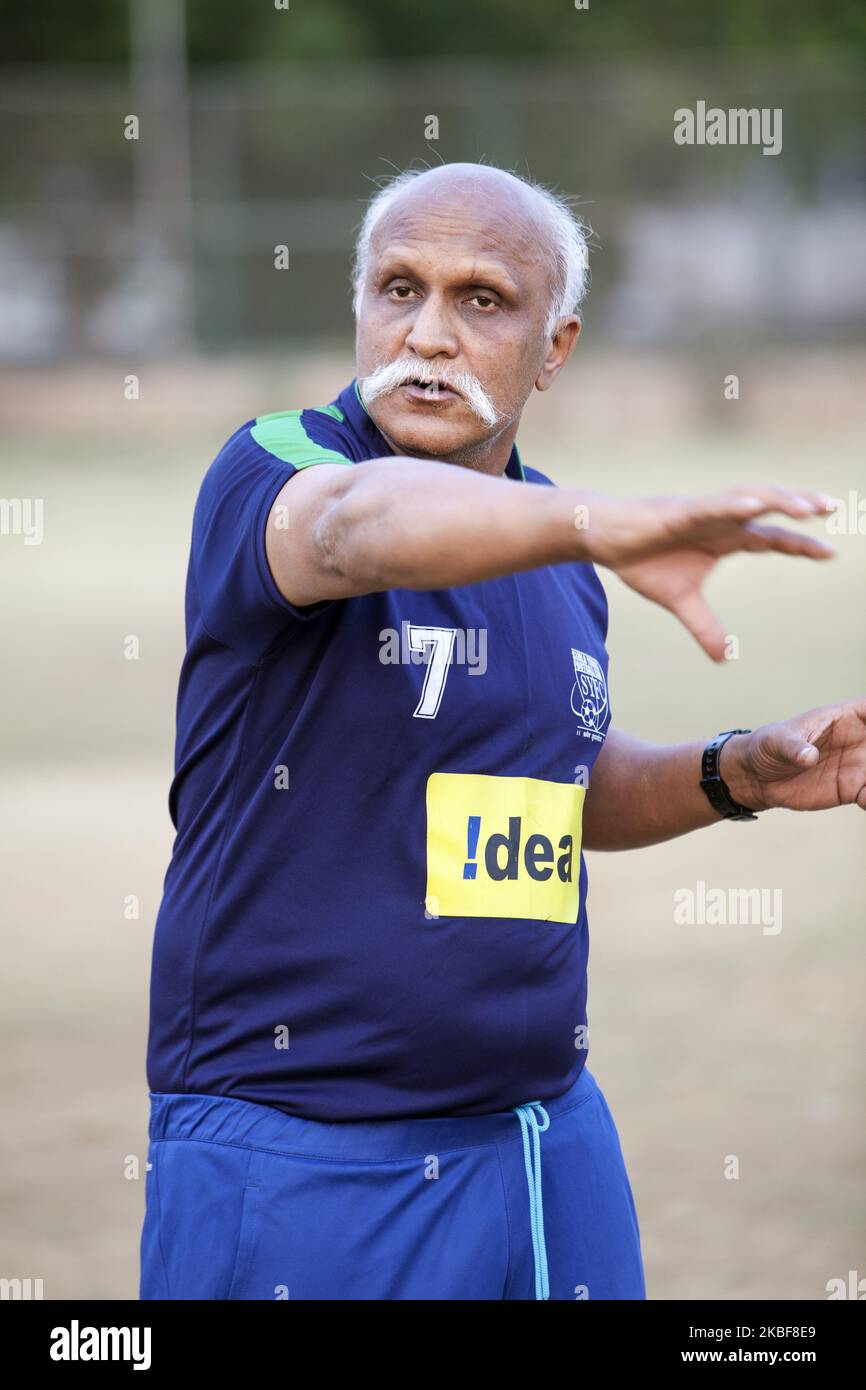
[1,348,864,1299]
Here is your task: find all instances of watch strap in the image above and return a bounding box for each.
[700,729,759,821]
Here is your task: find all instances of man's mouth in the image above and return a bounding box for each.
[401,379,461,402]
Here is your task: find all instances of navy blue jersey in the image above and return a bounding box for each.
[146,379,613,1121]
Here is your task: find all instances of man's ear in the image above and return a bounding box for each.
[535,314,581,391]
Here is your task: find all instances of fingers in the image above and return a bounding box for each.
[628,485,836,563]
[656,487,839,563]
[686,484,837,527]
[737,522,836,558]
[588,485,838,570]
[668,589,729,662]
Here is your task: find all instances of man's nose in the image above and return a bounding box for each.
[403,291,459,358]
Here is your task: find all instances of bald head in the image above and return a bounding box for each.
[370,164,552,247]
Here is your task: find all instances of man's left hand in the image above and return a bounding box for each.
[721,700,866,813]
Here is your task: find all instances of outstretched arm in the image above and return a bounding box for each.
[265,460,835,659]
[583,701,866,851]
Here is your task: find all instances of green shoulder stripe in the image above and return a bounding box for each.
[251,407,351,468]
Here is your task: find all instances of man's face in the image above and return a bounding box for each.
[354,176,567,462]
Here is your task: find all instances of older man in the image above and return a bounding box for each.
[140,162,865,1302]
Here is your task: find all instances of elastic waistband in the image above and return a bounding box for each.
[147,1066,598,1163]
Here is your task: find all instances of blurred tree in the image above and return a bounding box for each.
[1,0,864,62]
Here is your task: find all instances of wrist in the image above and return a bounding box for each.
[566,488,603,563]
[717,734,766,813]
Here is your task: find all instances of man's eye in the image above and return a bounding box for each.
[388,285,416,299]
[469,294,498,310]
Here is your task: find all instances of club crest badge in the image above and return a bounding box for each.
[570,648,609,739]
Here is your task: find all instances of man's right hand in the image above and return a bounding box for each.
[578,485,836,660]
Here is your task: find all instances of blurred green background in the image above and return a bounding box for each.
[0,0,864,1301]
[2,0,865,356]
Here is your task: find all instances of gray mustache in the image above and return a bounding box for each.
[359,361,501,427]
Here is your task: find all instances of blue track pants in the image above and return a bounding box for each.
[140,1066,646,1301]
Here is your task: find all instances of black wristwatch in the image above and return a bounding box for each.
[700,729,759,821]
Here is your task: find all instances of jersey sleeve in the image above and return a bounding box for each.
[190,413,353,662]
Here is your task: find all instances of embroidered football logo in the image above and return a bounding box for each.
[570,649,608,734]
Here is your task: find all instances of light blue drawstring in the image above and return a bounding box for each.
[512,1100,551,1300]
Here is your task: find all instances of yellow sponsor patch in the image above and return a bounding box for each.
[425,772,585,923]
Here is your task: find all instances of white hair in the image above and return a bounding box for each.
[351,165,591,337]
